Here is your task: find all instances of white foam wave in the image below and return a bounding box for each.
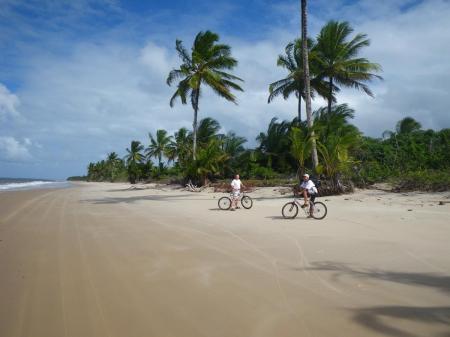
[0,180,64,191]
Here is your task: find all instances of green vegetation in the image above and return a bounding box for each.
[67,176,88,181]
[85,110,450,192]
[83,24,449,192]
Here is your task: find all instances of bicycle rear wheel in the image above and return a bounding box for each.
[310,201,327,219]
[218,197,231,210]
[241,196,253,209]
[282,202,298,219]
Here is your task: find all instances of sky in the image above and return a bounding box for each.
[0,0,449,179]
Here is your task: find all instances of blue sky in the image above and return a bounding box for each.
[1,0,449,179]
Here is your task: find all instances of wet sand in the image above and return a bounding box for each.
[0,182,449,337]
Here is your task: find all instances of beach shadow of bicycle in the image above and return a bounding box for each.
[265,216,310,221]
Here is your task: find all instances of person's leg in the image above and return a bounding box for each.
[231,192,238,210]
[303,190,309,206]
[309,193,316,214]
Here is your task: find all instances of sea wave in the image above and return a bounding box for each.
[0,180,69,191]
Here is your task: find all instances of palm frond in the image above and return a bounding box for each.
[175,39,192,65]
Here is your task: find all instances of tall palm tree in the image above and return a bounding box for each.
[315,20,383,114]
[268,38,333,122]
[146,129,172,170]
[301,0,319,169]
[125,140,144,184]
[167,31,244,160]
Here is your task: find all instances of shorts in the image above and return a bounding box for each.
[232,190,241,198]
[307,191,316,203]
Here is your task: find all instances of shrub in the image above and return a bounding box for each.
[391,170,450,192]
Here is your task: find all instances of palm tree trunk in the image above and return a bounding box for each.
[301,0,319,169]
[328,77,333,115]
[192,88,200,160]
[297,94,302,122]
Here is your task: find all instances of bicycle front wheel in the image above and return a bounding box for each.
[282,202,298,219]
[310,201,327,219]
[241,196,253,209]
[218,197,231,210]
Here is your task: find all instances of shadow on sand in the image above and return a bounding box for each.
[265,216,313,221]
[302,261,450,336]
[81,194,208,204]
[208,208,224,211]
[352,305,450,337]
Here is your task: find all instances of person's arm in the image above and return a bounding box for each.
[298,182,305,192]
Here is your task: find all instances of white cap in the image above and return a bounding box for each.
[303,173,309,178]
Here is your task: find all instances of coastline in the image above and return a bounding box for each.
[1,183,449,337]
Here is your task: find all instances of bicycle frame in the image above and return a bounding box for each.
[292,197,315,215]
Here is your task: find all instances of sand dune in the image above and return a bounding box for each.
[0,183,449,337]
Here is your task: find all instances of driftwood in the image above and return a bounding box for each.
[185,180,208,192]
[185,181,200,192]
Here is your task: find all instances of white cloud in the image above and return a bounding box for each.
[139,42,174,77]
[0,83,21,121]
[0,136,32,161]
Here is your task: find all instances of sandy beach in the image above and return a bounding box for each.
[0,182,449,337]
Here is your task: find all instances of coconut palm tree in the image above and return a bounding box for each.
[192,138,229,185]
[301,0,319,169]
[314,104,361,191]
[219,131,247,177]
[196,117,221,146]
[396,117,422,135]
[125,140,144,184]
[167,127,191,165]
[220,131,246,158]
[315,20,383,114]
[106,152,121,182]
[146,129,172,170]
[290,125,313,178]
[167,30,244,160]
[313,104,360,142]
[256,117,290,170]
[268,38,333,121]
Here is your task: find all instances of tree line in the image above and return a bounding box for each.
[82,20,449,192]
[84,111,450,192]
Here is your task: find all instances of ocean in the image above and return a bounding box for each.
[0,178,71,191]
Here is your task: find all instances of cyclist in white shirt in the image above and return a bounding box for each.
[299,173,318,208]
[230,174,245,211]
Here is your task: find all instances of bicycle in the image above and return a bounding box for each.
[218,191,253,210]
[281,195,327,220]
